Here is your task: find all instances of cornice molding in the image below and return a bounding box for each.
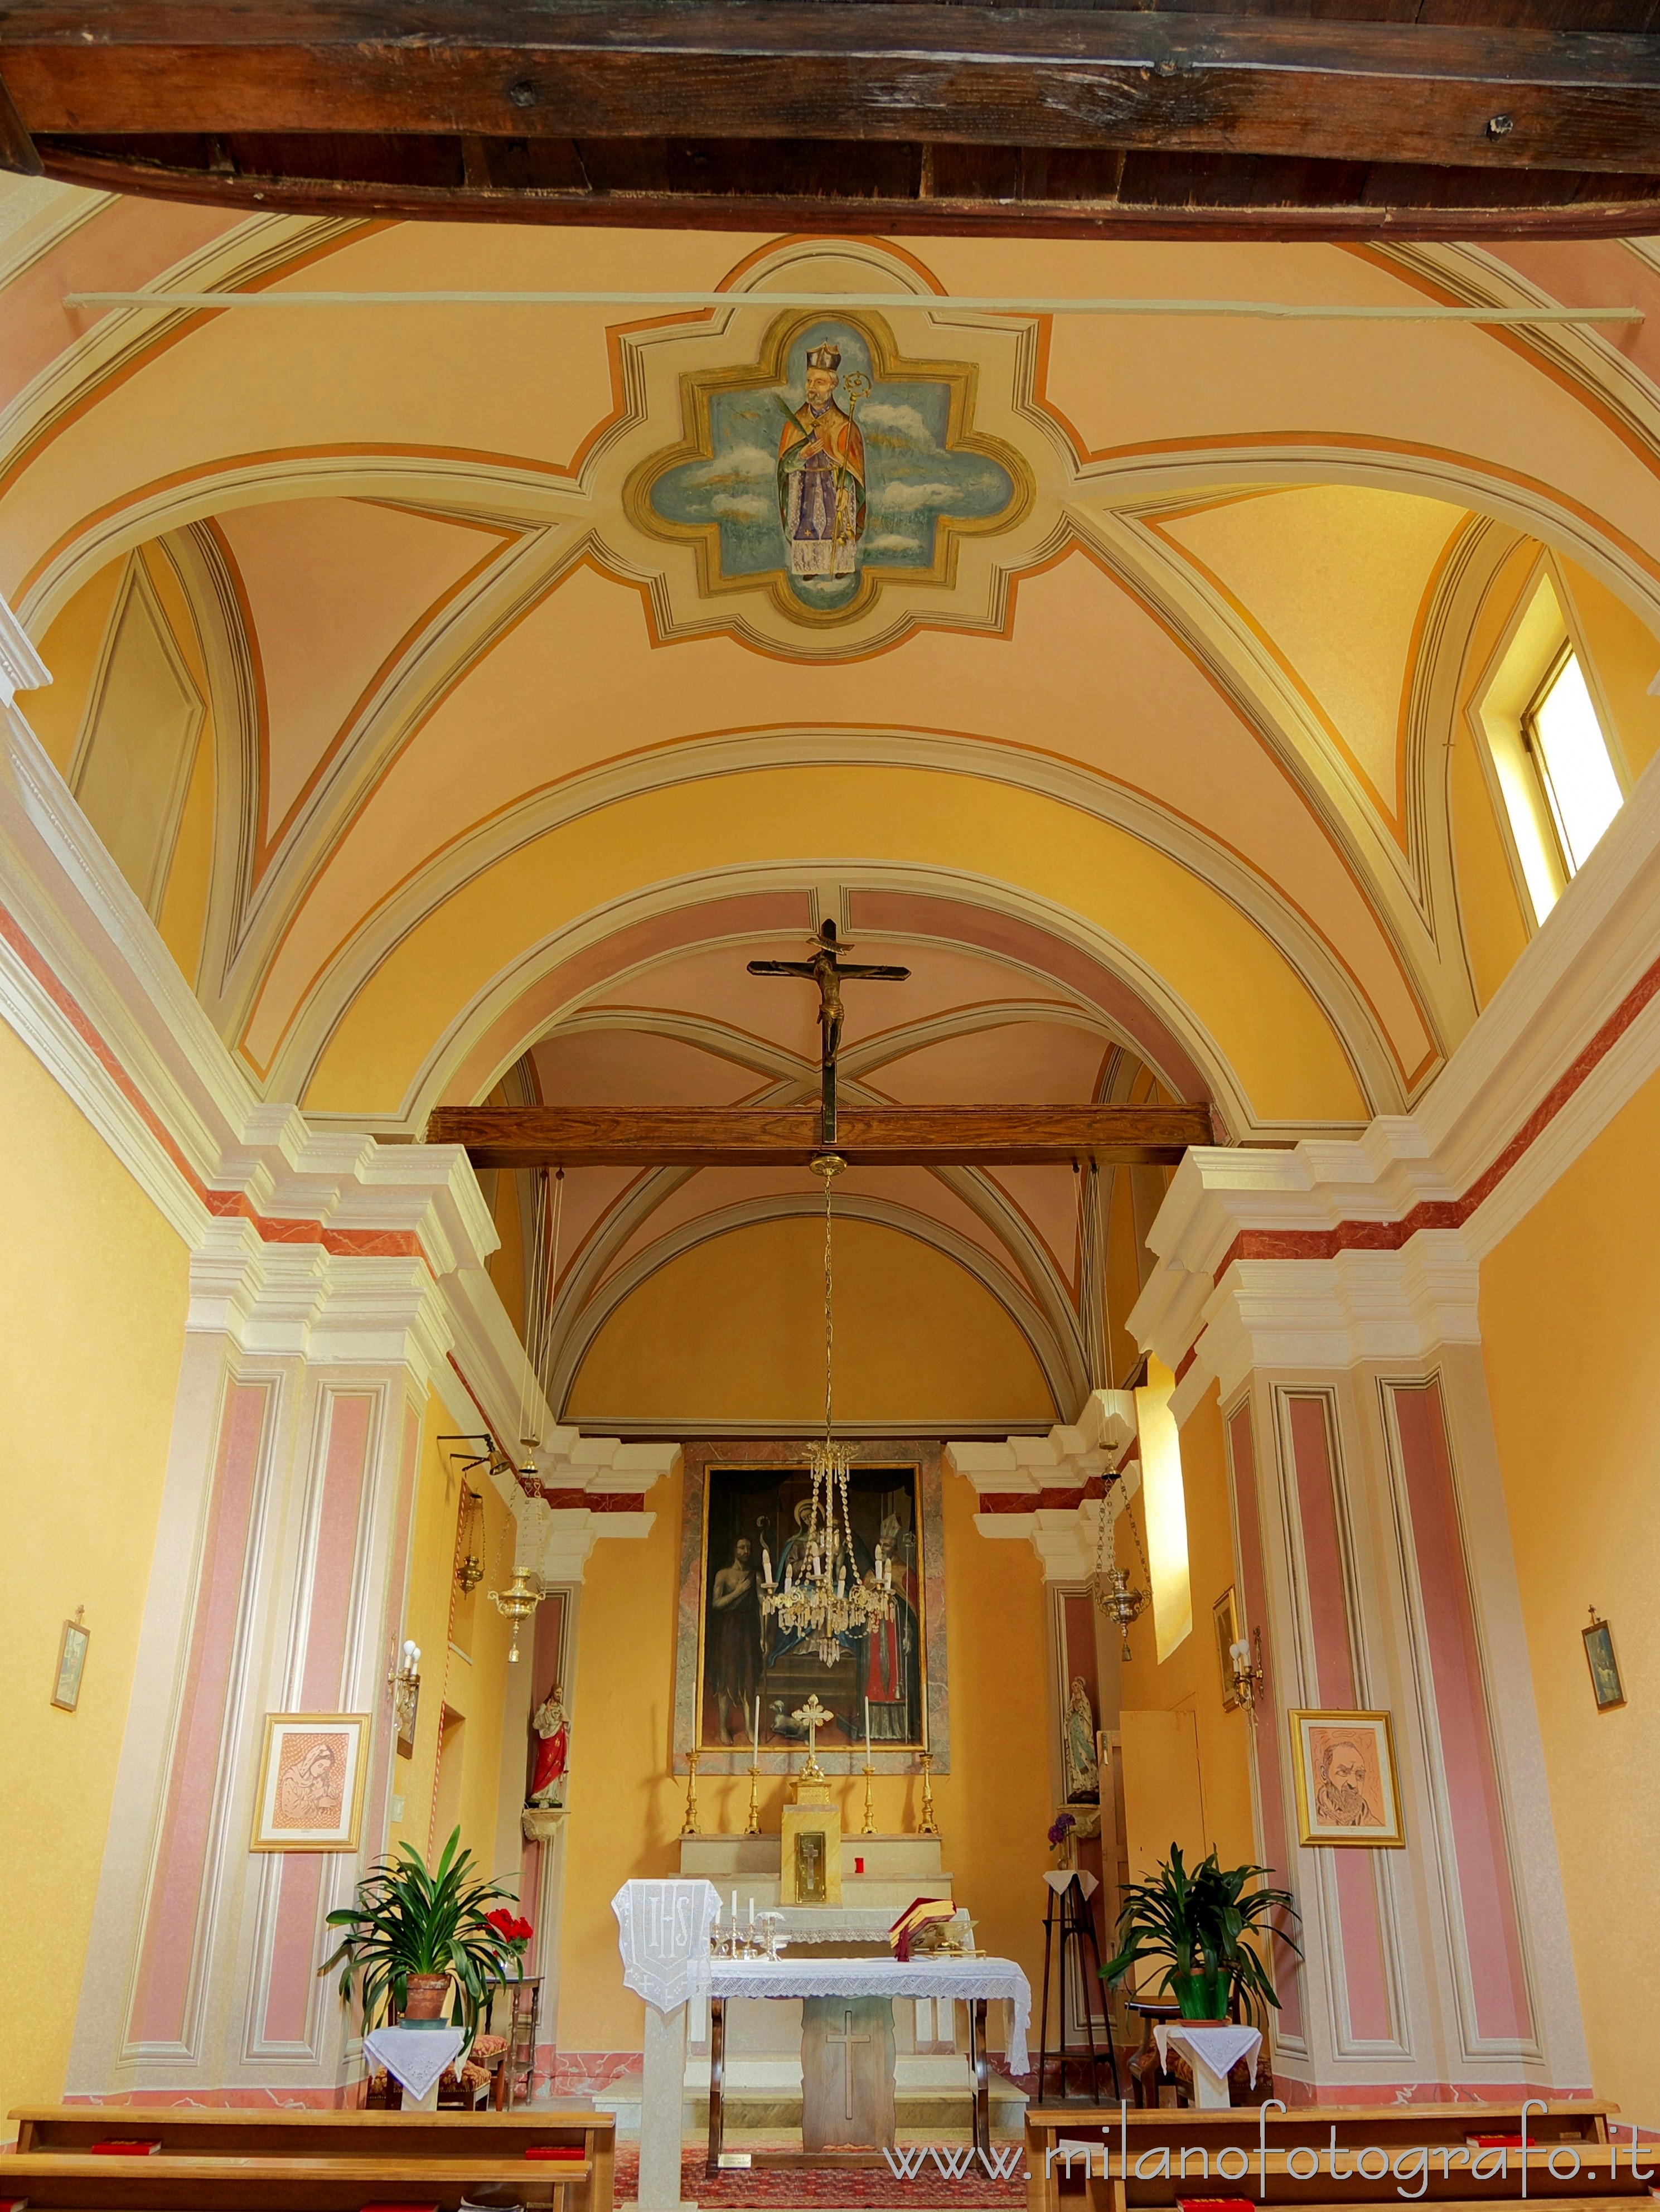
[0,595,49,707]
[0,631,651,1502]
[947,1390,1140,1579]
[1131,743,1660,1399]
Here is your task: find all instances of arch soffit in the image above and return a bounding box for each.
[265,757,1400,1133]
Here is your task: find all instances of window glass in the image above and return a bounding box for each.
[1525,650,1623,875]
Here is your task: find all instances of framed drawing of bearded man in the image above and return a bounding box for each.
[675,1440,950,1773]
[1289,1708,1405,1848]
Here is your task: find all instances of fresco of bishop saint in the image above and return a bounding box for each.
[777,341,867,578]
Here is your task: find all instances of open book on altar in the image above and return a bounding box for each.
[888,1896,960,1960]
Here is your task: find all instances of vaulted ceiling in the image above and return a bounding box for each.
[8,182,1660,1421]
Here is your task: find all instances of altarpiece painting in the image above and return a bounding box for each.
[675,1440,949,1773]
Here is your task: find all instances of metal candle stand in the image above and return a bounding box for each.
[1037,1872,1121,2102]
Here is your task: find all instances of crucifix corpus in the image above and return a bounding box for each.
[749,920,909,1144]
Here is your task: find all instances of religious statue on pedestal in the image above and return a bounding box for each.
[529,1683,569,1809]
[1062,1676,1099,1803]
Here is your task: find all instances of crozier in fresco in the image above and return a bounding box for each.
[634,313,1022,623]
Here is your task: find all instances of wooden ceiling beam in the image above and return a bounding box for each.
[424,1103,1217,1168]
[4,3,1660,176]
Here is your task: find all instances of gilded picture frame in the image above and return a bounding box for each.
[1288,1708,1405,1848]
[1212,1586,1242,1712]
[674,1438,950,1775]
[250,1713,371,1853]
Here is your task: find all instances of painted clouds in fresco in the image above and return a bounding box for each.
[650,320,1014,609]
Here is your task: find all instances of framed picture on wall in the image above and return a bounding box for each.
[1582,1611,1625,1710]
[250,1713,370,1852]
[1212,1586,1242,1712]
[1288,1708,1405,1848]
[674,1439,950,1774]
[51,1610,90,1712]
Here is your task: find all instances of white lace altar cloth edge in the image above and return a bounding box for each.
[1154,2022,1262,2087]
[613,1877,722,2013]
[709,1954,1031,2075]
[362,2025,468,2102]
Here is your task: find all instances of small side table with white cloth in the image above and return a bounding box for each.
[1152,2021,1262,2108]
[362,2024,469,2111]
[706,1954,1031,2169]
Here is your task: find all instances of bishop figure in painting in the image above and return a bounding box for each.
[778,343,867,578]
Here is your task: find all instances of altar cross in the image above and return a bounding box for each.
[825,2006,872,2120]
[792,1692,833,1779]
[748,920,909,1144]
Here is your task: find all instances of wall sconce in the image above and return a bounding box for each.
[1228,1627,1265,1719]
[456,1488,486,1595]
[390,1639,422,1758]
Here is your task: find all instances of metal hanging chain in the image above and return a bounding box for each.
[822,1155,835,1443]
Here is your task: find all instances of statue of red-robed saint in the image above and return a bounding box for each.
[777,343,867,580]
[528,1684,568,1808]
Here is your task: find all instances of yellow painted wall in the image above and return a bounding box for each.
[556,1459,1052,2056]
[388,1393,520,1877]
[1479,1061,1660,2128]
[30,545,216,986]
[0,1019,188,2122]
[1452,543,1536,1008]
[568,1214,1056,1426]
[1115,1386,1257,1881]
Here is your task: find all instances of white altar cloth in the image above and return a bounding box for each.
[709,1954,1032,2074]
[1154,2022,1262,2108]
[364,2024,468,2102]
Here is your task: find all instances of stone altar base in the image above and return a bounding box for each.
[801,1997,896,2151]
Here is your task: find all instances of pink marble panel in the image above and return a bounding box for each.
[262,1391,374,2048]
[1226,1402,1303,2041]
[1389,1382,1533,2045]
[128,1382,269,2049]
[1282,1392,1392,2045]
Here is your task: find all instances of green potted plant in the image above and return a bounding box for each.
[1102,1842,1300,2022]
[320,1825,526,2036]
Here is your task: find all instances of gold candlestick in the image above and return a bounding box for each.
[680,1747,701,1837]
[745,1764,762,1836]
[861,1759,876,1837]
[916,1750,939,1838]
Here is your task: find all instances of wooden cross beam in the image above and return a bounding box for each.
[423,1103,1216,1168]
[4,1,1660,176]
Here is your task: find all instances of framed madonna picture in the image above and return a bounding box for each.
[674,1439,950,1775]
[250,1713,371,1852]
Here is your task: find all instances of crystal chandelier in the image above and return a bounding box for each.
[758,1154,894,1667]
[1091,1474,1149,1658]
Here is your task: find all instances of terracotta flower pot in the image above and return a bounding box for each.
[402,1972,451,2021]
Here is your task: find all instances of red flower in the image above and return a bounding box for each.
[512,1916,533,1942]
[485,1908,516,1936]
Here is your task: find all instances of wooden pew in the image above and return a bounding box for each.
[1025,2100,1644,2212]
[5,2105,614,2212]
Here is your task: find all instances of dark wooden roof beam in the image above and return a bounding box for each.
[423,1102,1217,1168]
[4,2,1660,175]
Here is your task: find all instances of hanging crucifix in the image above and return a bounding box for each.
[748,919,909,1144]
